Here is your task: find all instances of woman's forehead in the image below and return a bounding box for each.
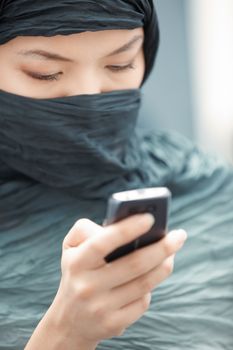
[4,28,144,60]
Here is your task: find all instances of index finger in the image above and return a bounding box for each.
[77,213,155,269]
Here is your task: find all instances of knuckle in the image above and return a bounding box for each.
[162,258,174,277]
[104,319,117,336]
[88,240,105,257]
[141,276,154,293]
[91,302,107,319]
[162,240,174,257]
[129,255,145,275]
[116,327,126,337]
[104,319,124,338]
[74,218,91,231]
[63,252,77,274]
[116,217,144,242]
[115,224,129,242]
[75,282,95,301]
[114,327,126,337]
[141,294,151,312]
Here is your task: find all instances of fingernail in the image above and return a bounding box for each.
[169,229,188,243]
[177,229,188,242]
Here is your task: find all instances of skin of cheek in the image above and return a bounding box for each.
[0,54,18,94]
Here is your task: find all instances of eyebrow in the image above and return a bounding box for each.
[106,35,143,57]
[17,35,144,62]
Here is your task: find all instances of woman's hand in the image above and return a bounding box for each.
[49,214,187,349]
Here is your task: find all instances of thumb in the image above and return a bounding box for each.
[63,218,103,250]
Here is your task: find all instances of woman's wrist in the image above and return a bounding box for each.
[45,306,98,350]
[25,297,98,350]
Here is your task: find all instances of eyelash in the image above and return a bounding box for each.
[107,63,136,73]
[26,63,136,82]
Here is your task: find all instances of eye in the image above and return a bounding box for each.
[107,63,136,73]
[25,71,63,81]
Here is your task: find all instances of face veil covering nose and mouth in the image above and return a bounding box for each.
[0,0,159,192]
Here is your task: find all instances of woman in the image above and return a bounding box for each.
[0,1,233,350]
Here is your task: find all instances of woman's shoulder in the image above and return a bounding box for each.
[138,128,233,191]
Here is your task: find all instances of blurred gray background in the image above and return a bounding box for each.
[139,0,194,139]
[138,0,233,163]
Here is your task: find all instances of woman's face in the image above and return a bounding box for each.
[0,28,145,99]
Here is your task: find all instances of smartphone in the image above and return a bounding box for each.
[104,187,171,263]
